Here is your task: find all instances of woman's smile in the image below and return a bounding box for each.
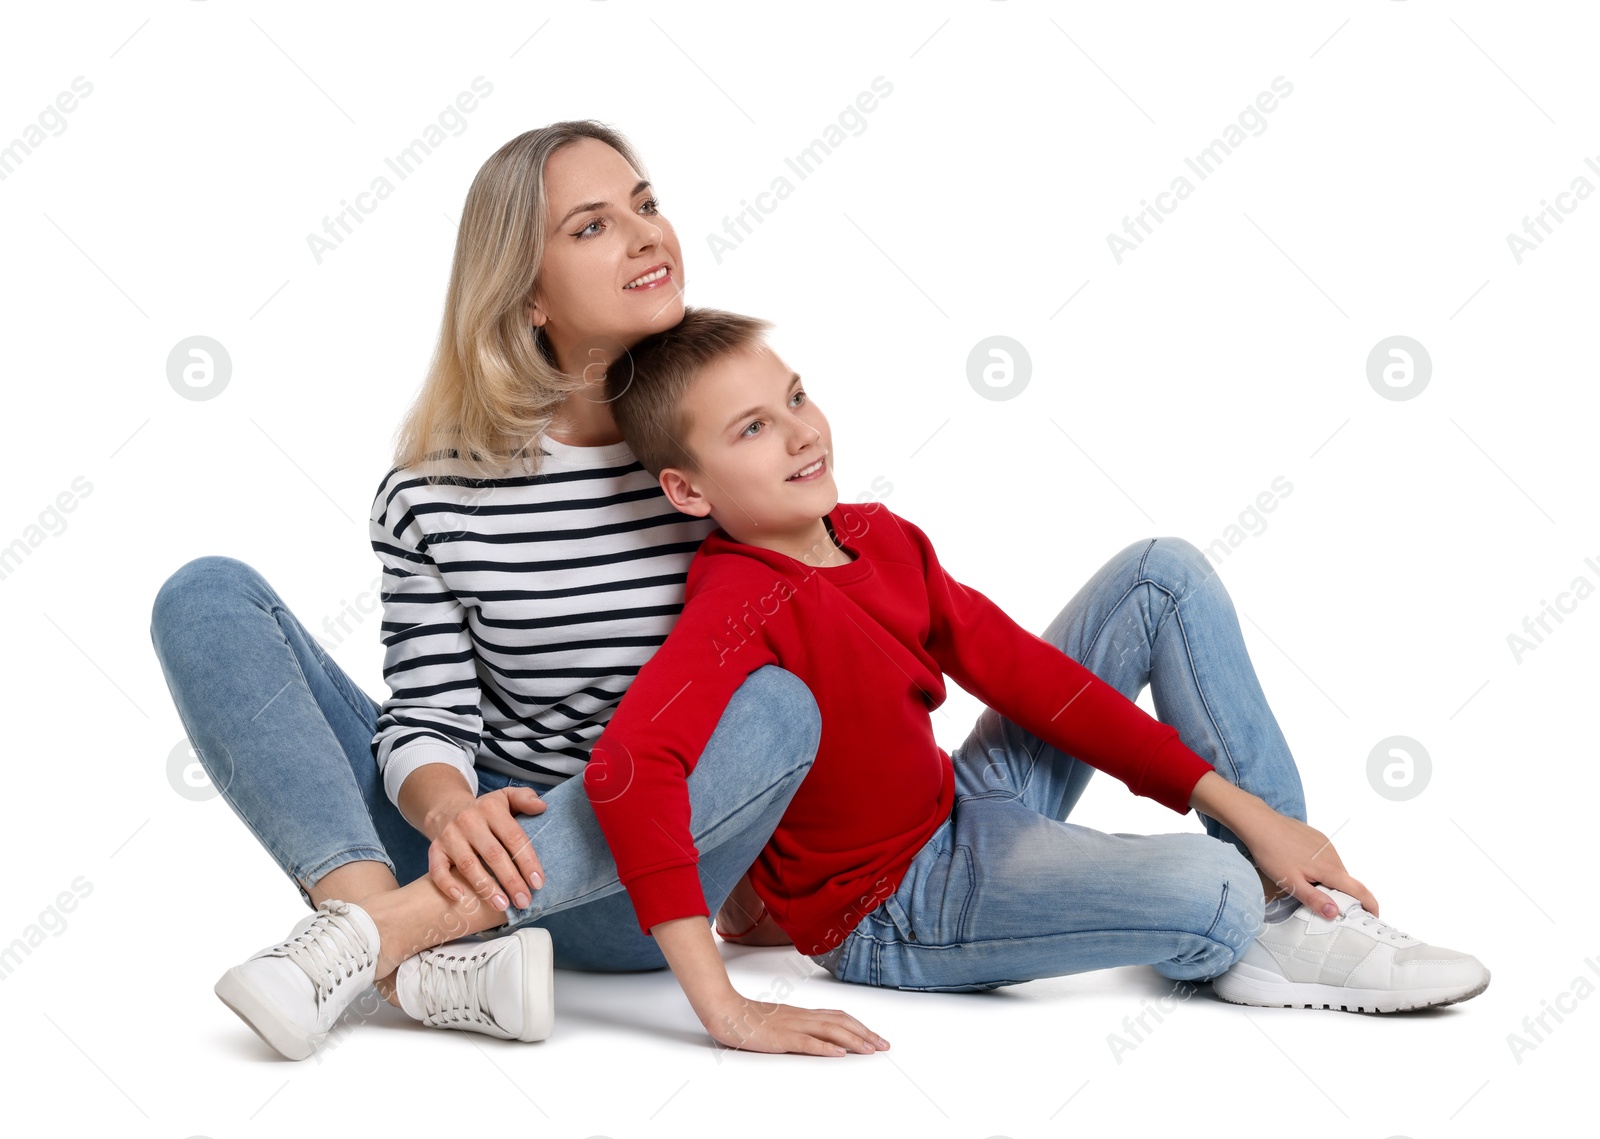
[623,262,672,291]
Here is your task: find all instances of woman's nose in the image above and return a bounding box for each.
[627,210,664,250]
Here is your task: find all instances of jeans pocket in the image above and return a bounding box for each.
[883,840,976,947]
[880,893,918,943]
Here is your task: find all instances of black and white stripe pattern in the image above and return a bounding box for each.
[367,438,716,804]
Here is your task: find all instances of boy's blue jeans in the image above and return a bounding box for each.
[150,536,1303,985]
[808,536,1306,990]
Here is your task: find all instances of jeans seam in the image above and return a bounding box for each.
[1203,879,1230,940]
[1165,604,1242,786]
[1134,540,1243,787]
[954,843,977,943]
[272,603,379,733]
[1080,543,1244,788]
[832,934,856,980]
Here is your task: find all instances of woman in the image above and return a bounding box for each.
[149,120,1388,1062]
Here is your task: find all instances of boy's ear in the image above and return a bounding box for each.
[659,467,712,517]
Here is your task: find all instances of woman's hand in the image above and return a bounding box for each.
[425,785,549,910]
[1239,810,1379,920]
[701,994,889,1057]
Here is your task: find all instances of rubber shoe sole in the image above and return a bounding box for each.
[214,966,320,1060]
[1213,962,1491,1014]
[513,927,555,1041]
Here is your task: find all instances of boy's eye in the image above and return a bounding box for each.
[739,392,805,436]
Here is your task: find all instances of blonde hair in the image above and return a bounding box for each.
[391,121,651,480]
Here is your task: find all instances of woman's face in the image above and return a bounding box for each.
[527,138,686,375]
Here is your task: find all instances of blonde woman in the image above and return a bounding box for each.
[152,122,835,1060]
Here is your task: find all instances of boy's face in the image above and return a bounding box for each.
[661,342,837,541]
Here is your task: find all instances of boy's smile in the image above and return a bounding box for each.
[657,342,851,566]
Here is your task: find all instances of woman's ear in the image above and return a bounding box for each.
[526,295,546,328]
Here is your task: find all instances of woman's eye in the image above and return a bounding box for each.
[640,197,660,215]
[573,218,604,239]
[791,390,806,406]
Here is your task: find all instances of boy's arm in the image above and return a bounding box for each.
[582,572,884,1054]
[899,516,1214,814]
[652,916,886,1055]
[583,579,780,932]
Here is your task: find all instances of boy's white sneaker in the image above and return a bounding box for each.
[394,928,554,1042]
[214,899,381,1060]
[1212,887,1489,1013]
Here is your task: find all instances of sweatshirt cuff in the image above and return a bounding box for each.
[1142,733,1216,815]
[622,862,710,936]
[382,737,479,808]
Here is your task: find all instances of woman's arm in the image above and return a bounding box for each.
[1189,771,1379,919]
[651,916,885,1055]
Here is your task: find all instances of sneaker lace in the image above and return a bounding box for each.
[417,947,496,1028]
[1341,905,1416,945]
[276,903,375,999]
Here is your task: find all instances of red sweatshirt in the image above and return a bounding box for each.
[582,502,1216,957]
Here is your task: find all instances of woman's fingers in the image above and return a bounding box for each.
[472,824,530,909]
[426,789,550,911]
[428,842,466,903]
[442,825,504,906]
[485,809,545,899]
[504,786,548,816]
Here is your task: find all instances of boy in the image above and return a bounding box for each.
[584,308,1489,1057]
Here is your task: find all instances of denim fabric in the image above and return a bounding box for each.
[807,536,1304,991]
[149,555,820,972]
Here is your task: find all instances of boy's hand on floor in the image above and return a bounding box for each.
[652,915,882,1055]
[702,995,889,1057]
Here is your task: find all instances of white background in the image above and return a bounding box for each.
[1,2,1593,1136]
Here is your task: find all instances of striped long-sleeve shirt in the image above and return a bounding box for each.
[367,434,716,806]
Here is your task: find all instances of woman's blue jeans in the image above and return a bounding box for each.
[149,556,821,972]
[149,535,1304,985]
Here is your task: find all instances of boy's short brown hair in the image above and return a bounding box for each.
[605,306,774,480]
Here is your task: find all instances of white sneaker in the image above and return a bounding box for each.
[214,900,381,1060]
[1212,887,1490,1013]
[394,928,554,1042]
